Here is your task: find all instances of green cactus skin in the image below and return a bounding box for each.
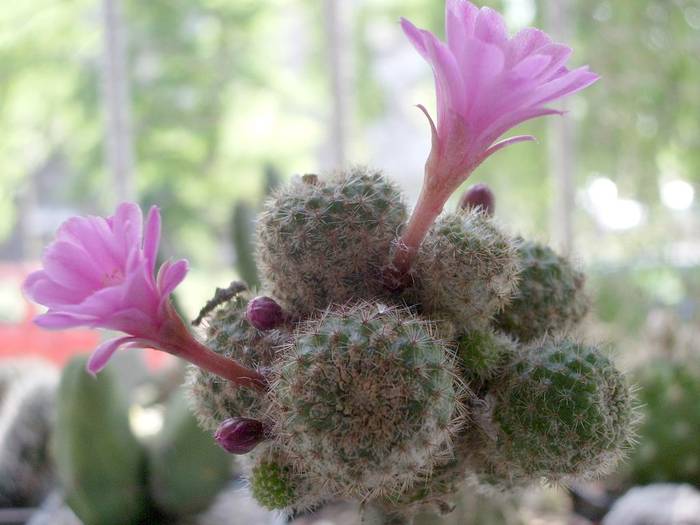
[413,210,520,328]
[187,293,289,431]
[249,457,298,510]
[273,302,461,498]
[455,329,517,387]
[147,389,232,517]
[495,240,588,342]
[53,356,147,525]
[255,167,407,315]
[490,339,635,482]
[0,366,57,507]
[627,358,700,486]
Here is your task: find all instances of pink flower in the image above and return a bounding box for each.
[23,202,265,389]
[392,0,598,275]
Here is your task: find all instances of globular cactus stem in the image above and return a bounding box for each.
[185,168,637,523]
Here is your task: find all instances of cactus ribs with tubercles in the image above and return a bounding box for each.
[186,168,637,524]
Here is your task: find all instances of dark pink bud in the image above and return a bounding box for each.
[459,183,495,216]
[246,296,284,330]
[214,417,265,454]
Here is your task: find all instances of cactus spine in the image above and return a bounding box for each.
[496,240,588,342]
[182,170,637,523]
[255,167,406,314]
[413,210,520,328]
[0,363,58,507]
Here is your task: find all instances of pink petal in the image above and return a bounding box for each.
[99,307,157,336]
[86,336,138,375]
[26,275,89,306]
[446,0,479,50]
[457,37,505,119]
[526,66,600,107]
[512,54,553,80]
[479,107,564,148]
[112,202,143,263]
[474,7,508,50]
[401,18,466,129]
[421,32,467,129]
[58,216,124,273]
[157,258,189,297]
[22,270,49,302]
[34,312,98,329]
[41,241,103,291]
[143,205,161,275]
[533,44,573,81]
[477,134,536,166]
[118,263,160,318]
[400,17,429,59]
[508,27,552,66]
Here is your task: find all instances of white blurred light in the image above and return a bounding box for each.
[129,404,164,439]
[661,180,694,211]
[503,0,536,28]
[596,198,644,231]
[587,177,618,205]
[584,176,644,231]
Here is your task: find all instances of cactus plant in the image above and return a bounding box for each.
[187,289,290,431]
[53,356,148,525]
[495,240,589,342]
[255,167,406,315]
[0,363,58,507]
[413,210,520,329]
[53,357,232,524]
[487,339,634,483]
[148,389,233,517]
[273,302,461,499]
[22,2,637,524]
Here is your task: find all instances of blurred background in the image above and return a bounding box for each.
[1,0,700,524]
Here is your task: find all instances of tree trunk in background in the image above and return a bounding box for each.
[323,0,352,170]
[101,0,135,205]
[546,0,576,256]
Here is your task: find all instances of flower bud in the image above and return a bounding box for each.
[246,296,284,330]
[214,417,265,454]
[459,183,495,216]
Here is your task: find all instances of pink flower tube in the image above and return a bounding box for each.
[392,0,599,275]
[22,202,265,390]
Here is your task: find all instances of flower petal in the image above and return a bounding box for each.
[34,311,98,329]
[477,134,536,166]
[25,274,89,306]
[480,107,564,148]
[143,205,161,275]
[400,17,429,59]
[112,202,144,264]
[474,7,509,50]
[533,44,573,81]
[508,27,552,66]
[422,31,467,130]
[157,258,189,297]
[41,241,103,291]
[86,336,138,375]
[446,0,479,50]
[526,66,600,107]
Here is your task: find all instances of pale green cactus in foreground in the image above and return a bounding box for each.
[187,167,637,524]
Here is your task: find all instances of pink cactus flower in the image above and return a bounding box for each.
[23,202,265,390]
[393,0,599,275]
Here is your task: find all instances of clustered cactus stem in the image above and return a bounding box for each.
[23,2,634,524]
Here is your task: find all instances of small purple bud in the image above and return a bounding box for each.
[459,183,495,216]
[214,417,265,454]
[246,296,284,330]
